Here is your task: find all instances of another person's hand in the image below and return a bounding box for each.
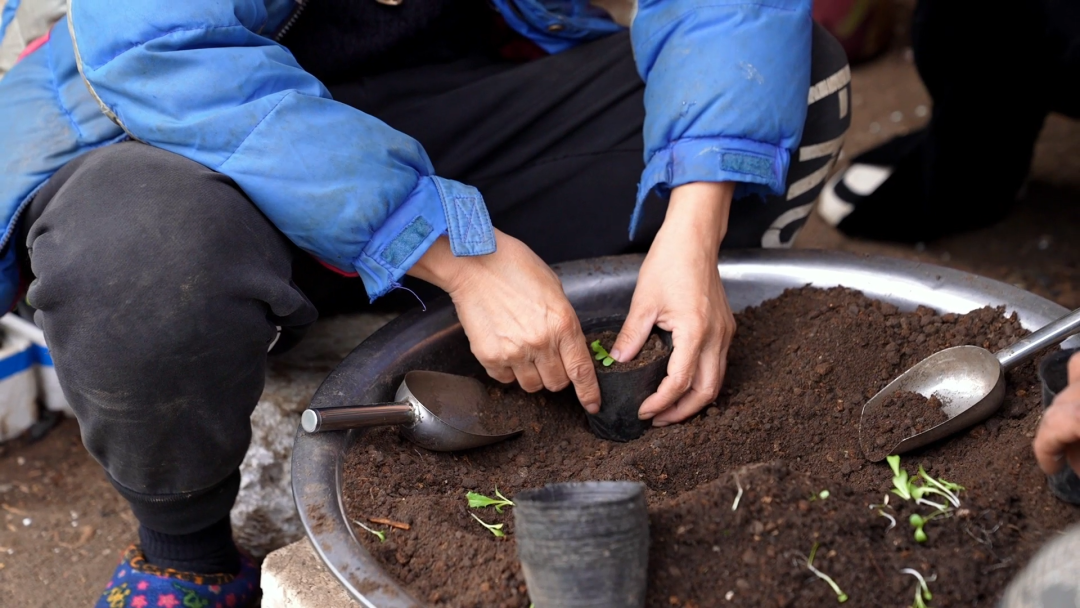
[408,230,602,413]
[1034,352,1080,477]
[612,182,737,426]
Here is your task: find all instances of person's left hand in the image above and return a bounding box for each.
[1034,352,1080,477]
[610,182,736,426]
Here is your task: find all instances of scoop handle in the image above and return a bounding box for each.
[997,307,1080,371]
[301,402,416,433]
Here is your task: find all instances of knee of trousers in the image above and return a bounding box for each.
[23,142,315,496]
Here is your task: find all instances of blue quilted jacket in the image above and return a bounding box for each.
[0,0,812,308]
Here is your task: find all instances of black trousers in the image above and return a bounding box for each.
[20,28,849,535]
[909,0,1080,220]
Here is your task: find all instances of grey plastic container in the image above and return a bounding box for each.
[1038,348,1080,505]
[514,481,649,608]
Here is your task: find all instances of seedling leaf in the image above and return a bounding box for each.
[466,486,515,513]
[805,542,849,603]
[352,520,386,542]
[470,513,505,537]
[590,340,616,366]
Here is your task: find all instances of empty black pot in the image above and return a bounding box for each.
[1039,348,1080,505]
[514,481,649,608]
[580,316,672,442]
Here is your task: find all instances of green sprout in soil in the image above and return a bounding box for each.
[352,520,386,542]
[888,455,914,501]
[470,513,505,537]
[900,568,935,608]
[908,507,950,543]
[868,495,897,532]
[887,456,963,509]
[804,542,848,603]
[810,490,830,501]
[590,340,615,367]
[466,486,515,513]
[915,465,963,508]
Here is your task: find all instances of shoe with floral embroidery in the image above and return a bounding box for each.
[95,544,258,608]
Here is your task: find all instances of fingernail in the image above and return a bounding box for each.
[639,410,655,420]
[652,420,671,427]
[584,402,600,414]
[610,349,623,362]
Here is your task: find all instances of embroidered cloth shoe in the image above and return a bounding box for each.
[95,544,258,608]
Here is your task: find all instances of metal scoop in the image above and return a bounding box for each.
[859,307,1080,461]
[301,370,523,452]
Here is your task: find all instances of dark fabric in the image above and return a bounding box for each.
[21,28,848,535]
[835,0,1080,242]
[138,516,241,575]
[281,0,495,83]
[21,143,318,527]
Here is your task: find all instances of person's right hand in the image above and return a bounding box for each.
[1034,352,1080,477]
[407,230,601,413]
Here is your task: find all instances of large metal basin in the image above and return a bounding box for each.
[292,250,1073,608]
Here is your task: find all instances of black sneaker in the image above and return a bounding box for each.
[817,130,932,242]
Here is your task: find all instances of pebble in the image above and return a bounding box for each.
[741,549,757,565]
[460,476,478,489]
[735,579,751,591]
[890,111,903,123]
[915,104,929,117]
[21,518,31,527]
[869,122,881,134]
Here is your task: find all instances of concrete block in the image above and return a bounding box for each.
[261,539,360,608]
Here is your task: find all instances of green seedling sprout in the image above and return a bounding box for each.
[916,466,963,507]
[352,520,386,542]
[887,455,914,501]
[466,486,515,513]
[804,542,848,603]
[900,568,935,608]
[908,507,950,543]
[868,495,897,532]
[590,340,615,367]
[470,513,505,537]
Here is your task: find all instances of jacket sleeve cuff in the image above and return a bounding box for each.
[353,176,496,301]
[630,136,791,238]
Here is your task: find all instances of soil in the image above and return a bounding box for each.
[341,286,1073,608]
[862,391,950,460]
[587,331,670,372]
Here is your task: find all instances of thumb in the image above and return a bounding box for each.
[1068,351,1080,385]
[612,299,657,363]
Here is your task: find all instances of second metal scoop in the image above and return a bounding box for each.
[859,306,1080,461]
[301,370,523,452]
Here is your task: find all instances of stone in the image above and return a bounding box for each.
[232,313,395,558]
[262,539,360,607]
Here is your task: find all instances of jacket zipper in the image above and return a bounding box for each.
[274,0,311,41]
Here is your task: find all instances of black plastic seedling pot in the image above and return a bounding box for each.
[1039,348,1080,505]
[580,316,672,442]
[514,481,649,608]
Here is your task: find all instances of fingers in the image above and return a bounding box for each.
[483,365,515,385]
[1034,385,1080,474]
[638,327,705,420]
[653,343,727,426]
[611,299,657,363]
[511,362,544,393]
[1069,351,1080,384]
[558,319,601,414]
[534,352,571,393]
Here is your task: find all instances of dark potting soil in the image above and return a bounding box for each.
[862,391,950,461]
[341,287,1074,608]
[587,330,669,372]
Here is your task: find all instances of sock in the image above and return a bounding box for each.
[138,516,241,575]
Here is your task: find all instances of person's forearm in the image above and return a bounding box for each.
[663,182,735,253]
